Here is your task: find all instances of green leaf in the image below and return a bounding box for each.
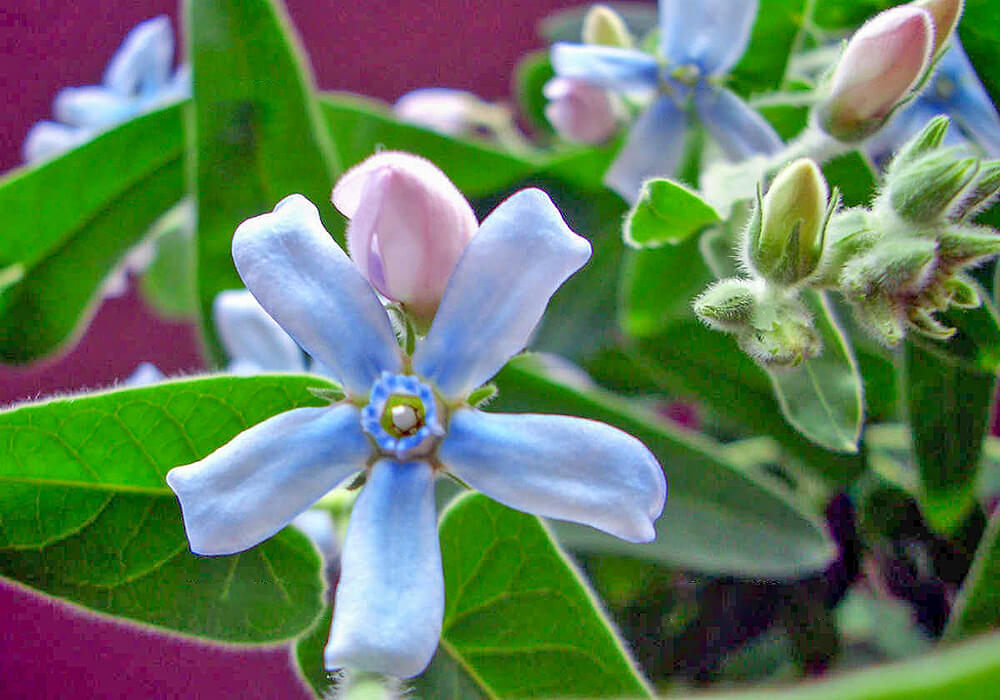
[294,605,333,697]
[624,178,721,248]
[0,105,185,363]
[960,1,1000,112]
[613,322,866,485]
[513,50,557,139]
[188,0,340,362]
[138,200,198,320]
[0,374,332,641]
[812,0,894,30]
[318,92,539,197]
[946,509,1000,640]
[674,631,1000,699]
[410,493,652,699]
[621,235,715,336]
[730,0,809,96]
[904,295,1000,533]
[821,151,878,208]
[767,291,864,453]
[493,357,838,577]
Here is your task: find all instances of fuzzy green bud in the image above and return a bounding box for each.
[935,225,1000,266]
[582,5,634,48]
[954,160,1000,220]
[737,318,822,368]
[889,153,979,222]
[746,159,832,286]
[911,0,964,58]
[839,238,937,299]
[853,295,906,346]
[693,277,758,332]
[889,115,951,172]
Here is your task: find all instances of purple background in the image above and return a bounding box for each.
[0,1,584,696]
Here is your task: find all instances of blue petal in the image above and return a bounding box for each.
[165,405,368,555]
[550,43,659,91]
[213,289,307,374]
[22,121,88,163]
[232,195,402,397]
[125,362,165,387]
[944,43,1000,158]
[52,87,134,128]
[412,189,591,400]
[659,0,758,74]
[604,96,689,202]
[103,15,175,96]
[439,409,666,543]
[325,460,441,678]
[694,86,783,160]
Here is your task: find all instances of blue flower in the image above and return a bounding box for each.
[165,190,666,678]
[23,16,191,163]
[551,0,782,200]
[865,38,1000,166]
[213,289,318,375]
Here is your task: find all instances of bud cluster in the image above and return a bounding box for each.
[694,159,834,368]
[695,116,1000,365]
[822,116,1000,344]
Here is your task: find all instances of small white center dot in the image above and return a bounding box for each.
[391,404,419,433]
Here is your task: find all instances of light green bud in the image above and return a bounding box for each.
[954,160,1000,220]
[693,277,758,332]
[888,115,951,173]
[736,293,821,368]
[853,295,906,346]
[889,152,979,222]
[935,225,1000,266]
[746,159,833,286]
[811,208,879,287]
[582,5,634,48]
[839,238,937,299]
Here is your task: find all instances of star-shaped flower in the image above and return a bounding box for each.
[23,15,190,163]
[166,181,666,678]
[550,0,782,200]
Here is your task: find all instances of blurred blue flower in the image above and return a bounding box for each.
[865,38,1000,166]
[23,15,190,163]
[551,0,782,200]
[166,190,666,678]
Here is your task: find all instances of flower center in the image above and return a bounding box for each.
[361,372,444,460]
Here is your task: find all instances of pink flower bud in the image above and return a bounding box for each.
[543,78,622,145]
[393,88,481,136]
[819,6,934,141]
[332,151,478,321]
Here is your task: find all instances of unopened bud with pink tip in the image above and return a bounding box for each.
[817,6,934,142]
[544,77,623,144]
[332,151,478,323]
[912,0,964,58]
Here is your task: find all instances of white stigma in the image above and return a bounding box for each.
[390,404,419,433]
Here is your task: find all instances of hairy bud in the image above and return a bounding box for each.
[693,277,759,332]
[543,78,622,144]
[582,4,634,48]
[333,151,478,322]
[817,6,934,141]
[889,152,979,221]
[746,159,833,285]
[911,0,964,58]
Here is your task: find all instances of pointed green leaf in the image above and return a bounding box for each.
[410,493,652,698]
[0,374,333,641]
[138,200,198,320]
[0,105,185,363]
[676,631,1000,699]
[621,234,715,337]
[188,0,340,362]
[493,357,837,577]
[767,291,864,453]
[730,0,809,96]
[905,294,1000,534]
[625,178,721,248]
[946,509,1000,640]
